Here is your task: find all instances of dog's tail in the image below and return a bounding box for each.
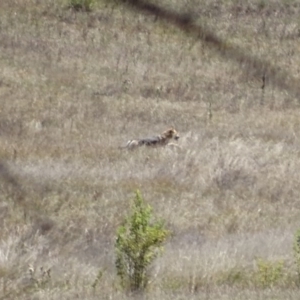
[119,140,137,150]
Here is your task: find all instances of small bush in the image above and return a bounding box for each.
[255,258,284,288]
[115,190,169,292]
[68,0,96,12]
[293,229,300,284]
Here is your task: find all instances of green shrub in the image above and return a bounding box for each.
[115,190,169,292]
[68,0,96,11]
[293,229,300,284]
[255,258,284,288]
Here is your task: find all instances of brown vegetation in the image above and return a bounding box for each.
[1,0,300,299]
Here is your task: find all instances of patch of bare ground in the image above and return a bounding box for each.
[1,0,300,299]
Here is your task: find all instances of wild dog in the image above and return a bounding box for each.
[123,128,180,149]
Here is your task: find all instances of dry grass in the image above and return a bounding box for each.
[1,0,300,298]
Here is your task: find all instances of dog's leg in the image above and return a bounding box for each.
[167,143,181,149]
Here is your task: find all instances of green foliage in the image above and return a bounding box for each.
[115,190,169,292]
[255,258,284,288]
[68,0,96,11]
[91,269,105,290]
[293,229,300,284]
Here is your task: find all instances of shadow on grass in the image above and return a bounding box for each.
[109,0,299,101]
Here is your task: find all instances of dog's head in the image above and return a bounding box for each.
[162,128,180,140]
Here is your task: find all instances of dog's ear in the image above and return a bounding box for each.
[166,127,175,133]
[163,128,174,138]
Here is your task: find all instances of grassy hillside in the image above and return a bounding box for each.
[1,0,300,298]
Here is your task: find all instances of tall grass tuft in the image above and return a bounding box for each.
[68,0,96,11]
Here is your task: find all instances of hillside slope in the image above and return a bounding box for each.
[1,1,300,299]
